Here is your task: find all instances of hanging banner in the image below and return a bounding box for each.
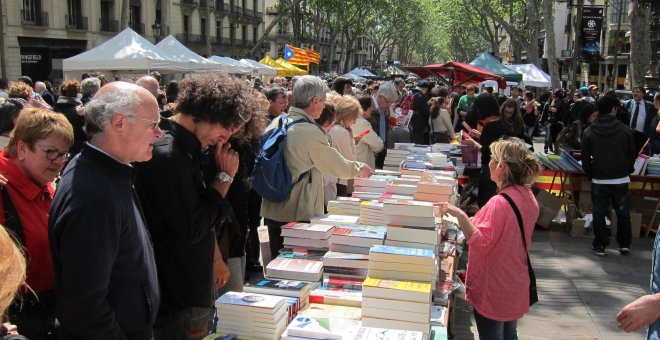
[580,6,604,62]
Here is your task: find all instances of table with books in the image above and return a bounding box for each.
[206,144,467,340]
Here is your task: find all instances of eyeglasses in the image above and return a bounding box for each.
[33,143,70,161]
[129,115,161,130]
[237,111,252,123]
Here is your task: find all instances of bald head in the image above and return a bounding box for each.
[34,81,46,94]
[85,81,155,138]
[136,76,160,97]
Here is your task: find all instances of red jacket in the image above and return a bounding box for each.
[0,150,56,293]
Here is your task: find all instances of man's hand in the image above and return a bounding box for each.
[214,257,230,289]
[617,294,660,332]
[214,142,239,177]
[356,164,374,178]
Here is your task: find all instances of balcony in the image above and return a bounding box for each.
[213,37,232,46]
[267,32,291,41]
[243,8,254,18]
[231,5,242,17]
[181,0,199,7]
[214,1,229,13]
[99,18,119,32]
[266,6,279,15]
[254,11,263,22]
[65,15,88,31]
[21,10,49,27]
[175,33,207,44]
[130,22,145,34]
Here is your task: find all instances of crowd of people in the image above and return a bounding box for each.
[0,70,659,340]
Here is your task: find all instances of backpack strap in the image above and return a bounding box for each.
[282,116,317,185]
[1,187,24,246]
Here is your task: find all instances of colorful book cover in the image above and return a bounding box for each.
[287,316,361,340]
[369,245,435,258]
[216,292,285,310]
[362,277,432,294]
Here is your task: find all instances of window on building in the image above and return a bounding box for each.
[608,0,630,25]
[242,25,247,45]
[129,4,141,32]
[253,25,258,44]
[67,0,82,27]
[201,18,207,42]
[216,20,222,40]
[22,0,41,23]
[607,30,631,55]
[183,15,189,39]
[277,21,288,35]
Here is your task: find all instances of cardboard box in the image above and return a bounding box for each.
[535,188,562,229]
[630,196,659,225]
[569,219,592,238]
[578,191,592,211]
[610,211,643,239]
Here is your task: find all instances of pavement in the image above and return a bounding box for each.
[450,220,656,340]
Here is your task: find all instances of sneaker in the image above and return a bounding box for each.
[591,246,605,256]
[618,247,630,255]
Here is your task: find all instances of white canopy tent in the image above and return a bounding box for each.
[208,56,251,75]
[155,35,225,73]
[63,28,190,79]
[508,64,552,88]
[239,58,276,81]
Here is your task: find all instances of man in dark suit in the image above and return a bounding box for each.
[622,85,657,152]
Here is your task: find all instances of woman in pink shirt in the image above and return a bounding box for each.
[440,138,541,340]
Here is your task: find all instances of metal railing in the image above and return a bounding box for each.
[65,14,88,30]
[254,11,263,21]
[181,0,199,6]
[215,1,229,12]
[21,10,48,27]
[243,8,254,18]
[265,6,279,14]
[232,5,242,16]
[99,18,119,32]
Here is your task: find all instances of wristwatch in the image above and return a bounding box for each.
[215,172,234,184]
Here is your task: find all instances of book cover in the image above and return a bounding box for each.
[382,199,437,217]
[354,327,424,340]
[385,184,418,196]
[243,279,311,298]
[308,287,362,307]
[362,277,432,303]
[215,291,285,311]
[386,226,440,245]
[266,257,324,282]
[283,237,329,250]
[297,303,362,321]
[286,316,361,340]
[366,268,437,282]
[353,177,390,188]
[323,266,369,277]
[311,214,361,226]
[323,275,365,291]
[385,215,438,229]
[322,251,369,269]
[369,245,435,265]
[362,297,431,315]
[329,243,371,255]
[281,222,335,239]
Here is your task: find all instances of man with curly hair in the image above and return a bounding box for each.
[134,75,259,340]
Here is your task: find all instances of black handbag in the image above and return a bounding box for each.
[500,193,539,306]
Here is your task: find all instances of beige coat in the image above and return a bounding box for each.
[261,106,363,222]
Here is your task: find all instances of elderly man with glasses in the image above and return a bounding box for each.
[134,75,261,340]
[49,81,163,339]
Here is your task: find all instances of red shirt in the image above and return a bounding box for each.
[465,185,539,321]
[0,150,56,293]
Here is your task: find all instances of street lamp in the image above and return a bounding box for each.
[152,22,162,42]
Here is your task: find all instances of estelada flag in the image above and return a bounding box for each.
[284,45,310,65]
[304,48,321,64]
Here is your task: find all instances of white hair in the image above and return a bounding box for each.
[84,81,143,138]
[292,75,329,109]
[378,81,399,102]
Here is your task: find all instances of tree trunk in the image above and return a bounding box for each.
[248,0,302,55]
[525,0,540,66]
[542,0,560,88]
[120,0,129,29]
[629,0,651,87]
[570,0,584,89]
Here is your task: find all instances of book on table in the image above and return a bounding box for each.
[362,296,431,315]
[215,291,285,313]
[386,225,440,245]
[362,277,432,304]
[382,199,438,217]
[354,177,391,188]
[281,222,335,239]
[310,214,361,226]
[322,275,365,291]
[323,266,368,278]
[286,315,361,340]
[362,305,430,324]
[368,259,438,274]
[322,251,369,269]
[369,245,436,266]
[354,327,425,340]
[309,287,362,307]
[297,303,363,320]
[412,192,451,203]
[361,317,430,335]
[329,243,371,255]
[243,278,312,298]
[366,268,437,283]
[385,239,437,251]
[352,192,383,200]
[385,184,417,196]
[415,182,454,195]
[330,227,386,247]
[385,215,438,229]
[353,185,388,193]
[283,236,329,250]
[266,256,324,282]
[217,303,287,326]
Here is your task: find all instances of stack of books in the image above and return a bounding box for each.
[296,303,362,320]
[426,153,447,167]
[322,251,369,282]
[311,214,360,227]
[327,197,362,216]
[243,278,313,322]
[281,222,334,251]
[359,201,387,225]
[266,256,324,281]
[384,149,411,171]
[385,224,440,251]
[413,182,454,203]
[308,286,362,307]
[352,177,390,198]
[384,183,417,196]
[367,245,438,283]
[361,277,433,335]
[329,225,386,255]
[382,199,438,229]
[215,292,288,340]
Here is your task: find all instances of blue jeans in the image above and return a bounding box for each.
[591,183,631,249]
[544,122,553,151]
[473,309,518,340]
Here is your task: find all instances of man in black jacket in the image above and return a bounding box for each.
[582,95,636,257]
[409,80,432,144]
[49,81,162,339]
[135,75,261,340]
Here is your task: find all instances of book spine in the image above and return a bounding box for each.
[323,276,364,291]
[323,266,369,277]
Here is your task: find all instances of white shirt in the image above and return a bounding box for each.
[631,100,646,133]
[329,124,357,185]
[351,116,384,169]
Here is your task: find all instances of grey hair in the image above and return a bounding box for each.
[84,81,143,138]
[378,82,399,102]
[292,75,328,109]
[81,77,101,96]
[34,81,46,92]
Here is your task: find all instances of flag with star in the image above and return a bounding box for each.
[284,44,310,65]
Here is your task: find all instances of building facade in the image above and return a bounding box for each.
[2,0,265,83]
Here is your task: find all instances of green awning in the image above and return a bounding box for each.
[469,52,523,83]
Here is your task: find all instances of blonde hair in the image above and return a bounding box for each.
[332,95,362,129]
[6,108,74,158]
[0,226,26,314]
[490,138,541,189]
